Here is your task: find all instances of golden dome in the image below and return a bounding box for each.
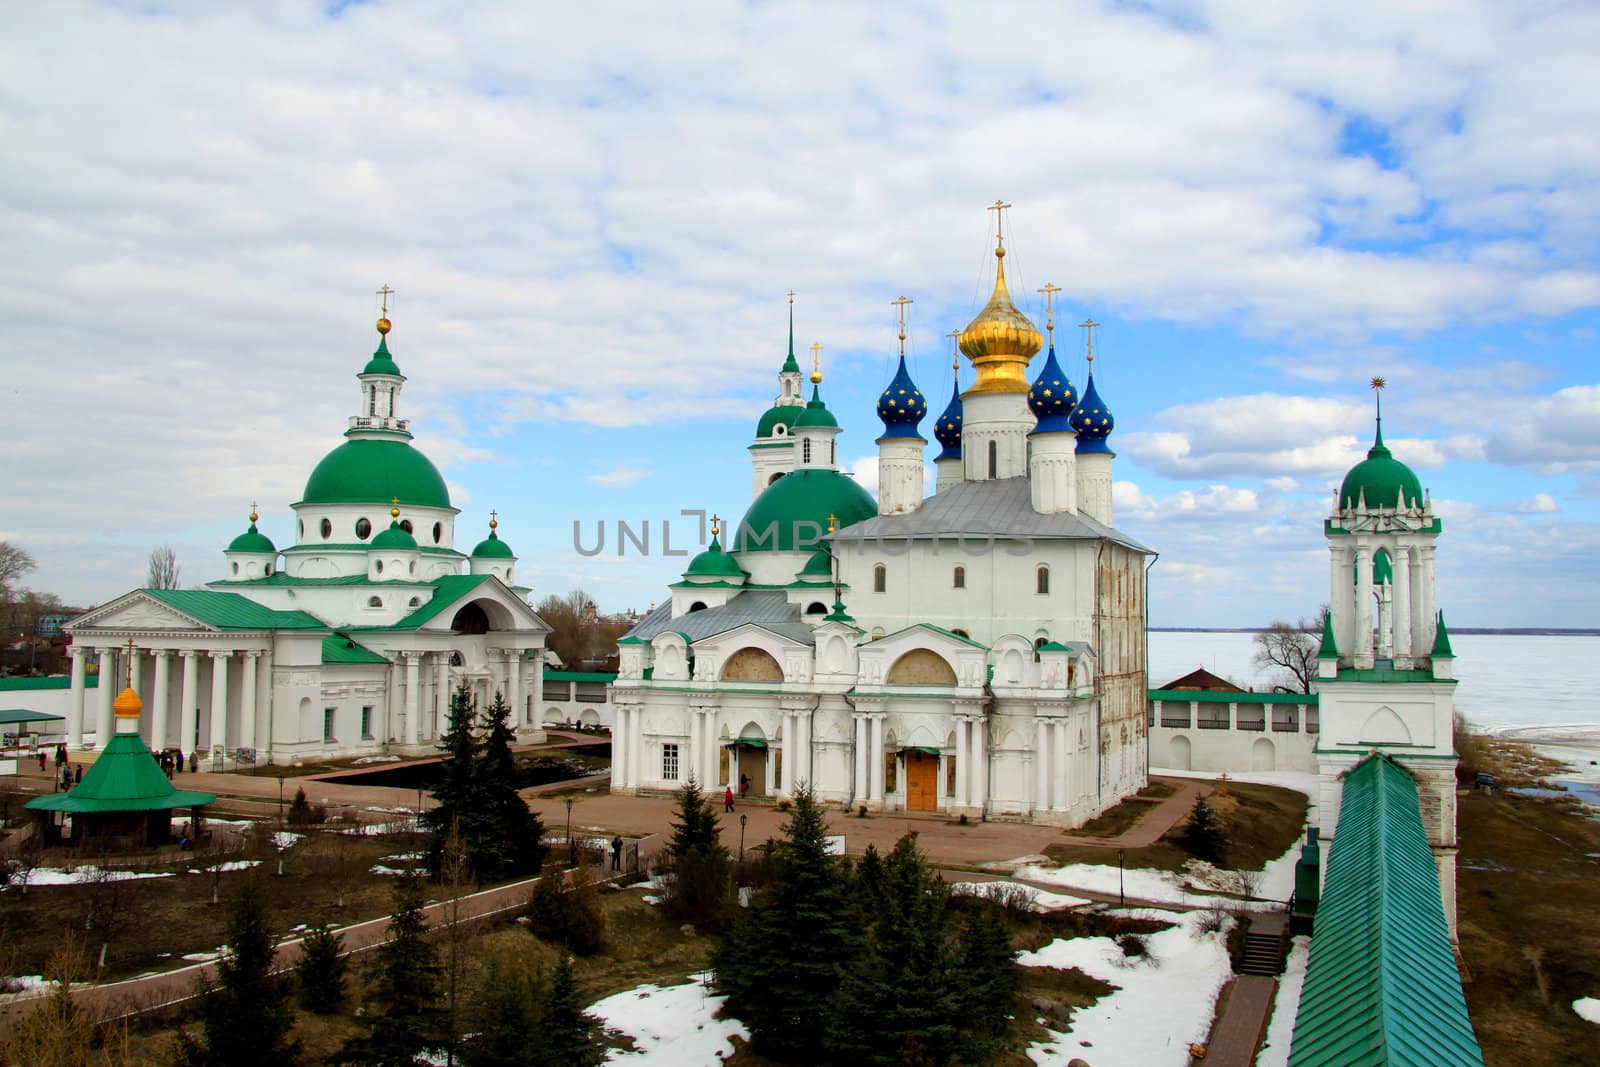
[112,686,143,719]
[377,316,391,335]
[959,247,1042,396]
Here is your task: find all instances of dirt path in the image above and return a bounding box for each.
[1055,776,1212,848]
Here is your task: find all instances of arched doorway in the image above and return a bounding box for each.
[1169,734,1192,771]
[730,724,769,798]
[904,748,940,811]
[1251,737,1276,772]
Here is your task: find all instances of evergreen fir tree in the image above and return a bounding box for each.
[666,776,717,858]
[425,683,483,876]
[827,834,962,1066]
[663,777,730,928]
[1176,795,1228,864]
[537,955,605,1067]
[713,786,858,1062]
[460,955,541,1067]
[953,899,1020,1062]
[475,691,547,881]
[336,869,448,1066]
[178,881,299,1066]
[295,923,346,1014]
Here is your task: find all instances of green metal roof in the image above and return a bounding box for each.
[1339,423,1424,511]
[733,468,876,553]
[281,543,464,557]
[361,335,403,377]
[300,438,452,509]
[684,535,746,578]
[321,635,390,665]
[1432,612,1454,658]
[141,590,325,631]
[26,730,215,814]
[1319,611,1339,659]
[209,573,431,588]
[226,523,277,554]
[1148,688,1317,705]
[471,528,515,558]
[757,405,800,438]
[1330,665,1454,685]
[370,520,419,550]
[544,670,619,682]
[881,622,988,649]
[793,384,839,428]
[1288,755,1483,1067]
[0,708,65,724]
[346,574,492,631]
[0,676,100,692]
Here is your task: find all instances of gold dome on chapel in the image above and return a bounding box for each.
[959,245,1042,396]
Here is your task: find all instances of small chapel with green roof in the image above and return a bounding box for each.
[59,304,551,768]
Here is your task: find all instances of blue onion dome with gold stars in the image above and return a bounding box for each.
[1071,372,1115,453]
[1028,343,1078,433]
[227,507,276,554]
[471,517,514,559]
[876,356,927,438]
[794,383,839,429]
[685,522,746,578]
[934,364,963,461]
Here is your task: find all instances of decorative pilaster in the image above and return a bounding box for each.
[209,650,230,756]
[179,650,199,756]
[1354,543,1374,666]
[95,646,115,744]
[1394,546,1413,665]
[151,650,172,752]
[239,652,259,752]
[869,714,885,803]
[404,652,421,746]
[1033,718,1050,813]
[67,646,86,750]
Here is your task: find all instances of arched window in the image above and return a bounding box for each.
[375,560,384,574]
[873,564,887,593]
[803,439,813,464]
[689,601,708,613]
[265,564,273,576]
[432,522,442,544]
[1036,565,1050,595]
[231,562,239,575]
[408,597,421,607]
[400,519,413,534]
[356,517,372,540]
[368,388,376,416]
[988,440,998,478]
[774,424,786,436]
[769,471,785,485]
[830,440,835,465]
[1034,636,1048,661]
[806,601,827,615]
[319,517,332,540]
[368,596,383,608]
[952,628,970,639]
[953,565,965,589]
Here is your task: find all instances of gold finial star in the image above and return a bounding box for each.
[892,296,913,357]
[1371,376,1386,391]
[1079,318,1100,364]
[1039,283,1061,340]
[988,199,1012,252]
[809,341,824,384]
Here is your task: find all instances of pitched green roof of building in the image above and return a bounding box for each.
[1432,611,1454,658]
[0,708,64,724]
[300,438,452,509]
[733,468,876,553]
[142,590,324,631]
[0,676,100,692]
[346,573,492,631]
[322,635,390,665]
[1319,611,1339,659]
[1288,755,1484,1067]
[1149,688,1317,705]
[226,523,277,554]
[26,730,215,814]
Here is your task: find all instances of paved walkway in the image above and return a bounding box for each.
[1197,975,1278,1066]
[1056,776,1213,849]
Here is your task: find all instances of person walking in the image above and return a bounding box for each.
[73,765,83,786]
[37,749,46,773]
[724,785,735,813]
[188,750,198,773]
[611,835,623,871]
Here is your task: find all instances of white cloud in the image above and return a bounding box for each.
[1512,492,1559,514]
[587,466,651,488]
[1485,385,1600,474]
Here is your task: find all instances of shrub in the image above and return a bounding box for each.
[527,862,606,955]
[285,787,325,826]
[295,925,346,1013]
[1175,796,1228,865]
[1117,933,1148,960]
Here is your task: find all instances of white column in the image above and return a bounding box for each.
[1052,719,1069,812]
[1354,544,1374,662]
[971,714,988,814]
[631,704,644,788]
[129,648,142,694]
[506,650,522,727]
[955,717,971,807]
[613,706,628,788]
[1378,583,1393,659]
[1394,547,1413,661]
[403,652,422,742]
[151,651,172,752]
[853,715,869,801]
[67,646,86,749]
[706,712,719,789]
[95,647,115,744]
[779,712,794,795]
[1328,545,1346,656]
[432,652,449,738]
[529,654,545,731]
[1033,718,1050,812]
[209,650,230,755]
[687,709,702,786]
[240,652,258,752]
[1420,545,1438,653]
[795,711,810,789]
[869,714,885,803]
[179,650,199,756]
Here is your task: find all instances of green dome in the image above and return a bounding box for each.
[799,547,834,577]
[301,439,451,509]
[733,468,875,553]
[685,535,745,578]
[793,385,838,429]
[471,527,514,559]
[757,405,800,438]
[362,336,403,377]
[227,524,276,554]
[1339,426,1422,511]
[1372,548,1393,586]
[371,521,418,550]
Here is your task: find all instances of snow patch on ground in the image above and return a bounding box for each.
[588,973,749,1064]
[0,975,52,1001]
[271,831,301,851]
[18,866,176,886]
[370,864,429,876]
[1014,828,1302,909]
[1018,910,1233,1066]
[950,881,1091,912]
[352,755,403,765]
[187,860,260,874]
[978,854,1051,873]
[1255,935,1311,1067]
[1574,997,1600,1024]
[382,851,428,862]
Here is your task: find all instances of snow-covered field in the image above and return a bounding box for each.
[950,881,1092,912]
[587,973,749,1065]
[1019,909,1234,1066]
[1012,839,1301,911]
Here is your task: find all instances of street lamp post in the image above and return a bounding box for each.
[277,776,284,824]
[417,784,424,832]
[1118,848,1126,907]
[566,797,575,868]
[739,814,747,868]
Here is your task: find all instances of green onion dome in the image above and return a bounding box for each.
[1339,422,1423,510]
[227,509,276,554]
[757,405,800,438]
[362,334,403,377]
[371,519,418,550]
[471,520,514,559]
[733,468,875,553]
[685,532,746,578]
[799,546,835,578]
[793,384,839,429]
[301,439,451,509]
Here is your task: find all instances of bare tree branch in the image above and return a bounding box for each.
[146,545,181,590]
[1252,607,1326,694]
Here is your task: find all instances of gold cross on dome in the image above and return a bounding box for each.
[711,514,721,537]
[988,199,1011,249]
[827,513,838,533]
[787,289,796,305]
[891,296,913,356]
[810,341,824,380]
[1039,283,1061,336]
[377,284,394,316]
[947,328,961,371]
[1079,318,1100,363]
[249,501,258,523]
[124,637,136,686]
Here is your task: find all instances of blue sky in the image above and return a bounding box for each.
[2,1,1598,628]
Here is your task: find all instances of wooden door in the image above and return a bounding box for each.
[906,751,938,812]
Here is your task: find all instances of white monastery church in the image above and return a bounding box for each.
[609,219,1154,825]
[61,308,550,767]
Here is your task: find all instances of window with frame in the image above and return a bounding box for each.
[953,565,965,589]
[360,706,374,740]
[873,564,887,592]
[1036,565,1050,595]
[661,742,681,781]
[803,438,813,464]
[323,708,336,743]
[988,440,997,478]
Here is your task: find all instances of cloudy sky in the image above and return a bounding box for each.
[3,1,1598,628]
